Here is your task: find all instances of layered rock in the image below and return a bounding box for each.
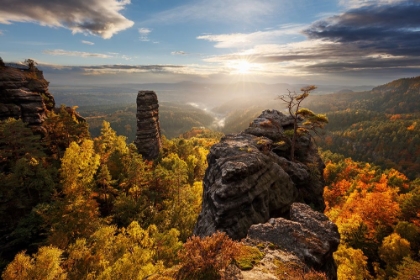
[134,91,162,160]
[194,109,327,240]
[0,66,55,129]
[247,203,340,279]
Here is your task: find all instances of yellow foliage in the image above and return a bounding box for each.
[334,245,371,280]
[2,246,66,280]
[379,233,411,268]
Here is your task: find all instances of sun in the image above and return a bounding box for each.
[234,60,251,74]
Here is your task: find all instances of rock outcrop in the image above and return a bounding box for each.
[134,91,162,160]
[246,203,340,279]
[0,65,55,130]
[194,109,326,240]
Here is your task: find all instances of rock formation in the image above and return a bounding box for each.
[194,110,339,277]
[246,203,340,279]
[0,65,55,130]
[134,90,162,160]
[194,109,327,240]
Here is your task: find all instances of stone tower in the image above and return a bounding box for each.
[134,90,162,160]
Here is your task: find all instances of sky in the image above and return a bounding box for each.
[1,0,420,86]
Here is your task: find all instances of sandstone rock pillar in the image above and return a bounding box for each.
[135,91,162,160]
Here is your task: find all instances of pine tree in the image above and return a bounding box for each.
[277,86,328,161]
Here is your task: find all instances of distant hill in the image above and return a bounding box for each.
[220,76,420,179]
[309,76,420,179]
[308,76,420,114]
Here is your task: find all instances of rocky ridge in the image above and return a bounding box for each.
[134,90,162,160]
[0,65,55,131]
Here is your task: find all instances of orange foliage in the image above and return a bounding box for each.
[324,157,404,238]
[177,232,240,279]
[407,122,416,131]
[389,114,402,121]
[324,179,351,210]
[356,190,400,234]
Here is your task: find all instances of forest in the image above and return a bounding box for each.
[1,77,420,279]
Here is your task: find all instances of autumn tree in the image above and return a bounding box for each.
[177,232,241,279]
[391,257,420,280]
[278,85,328,161]
[2,222,181,280]
[379,233,411,277]
[43,140,101,248]
[2,246,66,280]
[334,245,372,280]
[43,106,90,158]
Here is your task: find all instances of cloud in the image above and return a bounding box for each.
[197,24,305,48]
[0,30,3,35]
[339,0,407,9]
[77,64,208,76]
[138,27,151,41]
[138,28,151,35]
[44,49,112,58]
[141,0,281,25]
[82,64,182,71]
[0,0,134,39]
[303,1,420,57]
[171,51,188,55]
[81,40,94,45]
[199,0,420,78]
[40,63,222,78]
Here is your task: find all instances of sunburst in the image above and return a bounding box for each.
[235,60,251,74]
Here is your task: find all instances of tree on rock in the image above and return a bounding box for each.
[277,85,328,161]
[24,59,37,71]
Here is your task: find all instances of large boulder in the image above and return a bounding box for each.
[194,110,327,240]
[247,203,340,279]
[194,133,297,240]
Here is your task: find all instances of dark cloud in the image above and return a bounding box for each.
[304,57,420,72]
[0,0,134,39]
[304,0,420,56]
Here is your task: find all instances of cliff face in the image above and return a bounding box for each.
[194,109,326,240]
[134,91,162,160]
[0,66,55,130]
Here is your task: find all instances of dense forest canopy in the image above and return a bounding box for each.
[1,75,420,279]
